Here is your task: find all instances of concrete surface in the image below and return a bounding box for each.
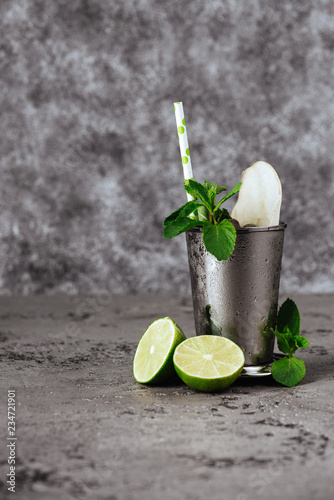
[0,294,333,500]
[1,1,334,295]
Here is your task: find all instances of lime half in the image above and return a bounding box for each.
[173,335,245,392]
[133,317,186,384]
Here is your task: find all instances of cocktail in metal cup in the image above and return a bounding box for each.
[186,223,286,366]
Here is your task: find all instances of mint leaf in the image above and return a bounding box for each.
[271,356,306,387]
[214,182,242,211]
[204,180,227,195]
[215,207,231,223]
[203,181,217,207]
[163,217,202,238]
[271,328,298,356]
[163,200,203,226]
[204,180,227,206]
[202,219,236,261]
[277,298,300,336]
[184,179,213,211]
[195,205,210,222]
[295,336,309,349]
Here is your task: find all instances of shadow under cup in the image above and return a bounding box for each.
[186,223,286,366]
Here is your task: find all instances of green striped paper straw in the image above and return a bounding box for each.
[174,102,194,201]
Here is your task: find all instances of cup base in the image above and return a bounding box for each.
[240,353,285,377]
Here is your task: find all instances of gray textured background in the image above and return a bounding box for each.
[0,0,333,295]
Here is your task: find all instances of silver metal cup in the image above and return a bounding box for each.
[186,223,286,366]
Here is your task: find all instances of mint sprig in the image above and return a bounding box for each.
[163,179,241,261]
[271,298,309,387]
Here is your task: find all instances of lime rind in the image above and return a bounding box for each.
[133,317,186,385]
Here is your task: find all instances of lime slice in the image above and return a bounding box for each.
[133,317,186,385]
[173,335,245,392]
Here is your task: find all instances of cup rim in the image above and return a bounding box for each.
[186,221,287,234]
